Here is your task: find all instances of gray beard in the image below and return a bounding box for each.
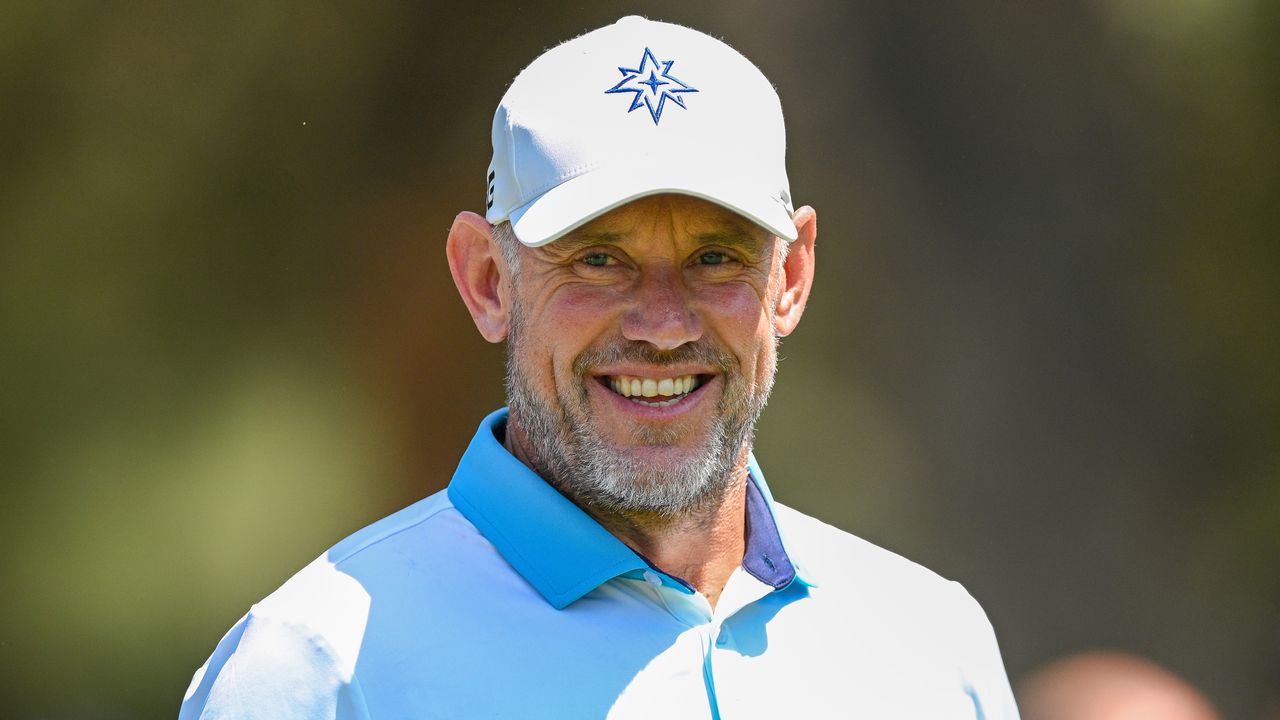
[504,302,777,518]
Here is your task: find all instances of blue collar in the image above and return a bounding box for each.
[448,408,812,609]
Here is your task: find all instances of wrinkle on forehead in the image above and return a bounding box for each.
[538,194,773,258]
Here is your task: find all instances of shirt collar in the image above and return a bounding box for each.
[447,409,812,609]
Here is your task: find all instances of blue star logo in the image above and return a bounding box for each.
[604,47,699,125]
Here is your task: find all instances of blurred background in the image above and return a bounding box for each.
[2,1,1276,718]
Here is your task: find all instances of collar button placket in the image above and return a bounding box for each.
[700,622,723,720]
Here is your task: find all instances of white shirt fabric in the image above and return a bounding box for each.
[180,409,1020,719]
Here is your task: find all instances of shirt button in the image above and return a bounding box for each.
[642,570,662,587]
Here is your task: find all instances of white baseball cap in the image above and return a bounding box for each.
[485,16,797,247]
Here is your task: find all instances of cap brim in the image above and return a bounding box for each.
[507,165,798,247]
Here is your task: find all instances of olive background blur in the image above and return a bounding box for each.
[2,2,1276,718]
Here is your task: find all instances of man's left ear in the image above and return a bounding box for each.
[773,205,817,337]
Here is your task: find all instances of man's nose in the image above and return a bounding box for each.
[621,267,703,351]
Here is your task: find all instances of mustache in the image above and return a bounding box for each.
[572,341,737,377]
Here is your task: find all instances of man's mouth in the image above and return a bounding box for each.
[600,374,709,408]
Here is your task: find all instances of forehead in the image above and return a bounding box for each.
[547,194,773,251]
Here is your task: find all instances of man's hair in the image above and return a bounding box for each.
[492,221,521,276]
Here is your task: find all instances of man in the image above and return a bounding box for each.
[180,16,1019,719]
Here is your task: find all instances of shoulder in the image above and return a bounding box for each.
[180,490,483,719]
[772,503,1020,718]
[773,502,953,589]
[773,502,991,632]
[249,490,465,625]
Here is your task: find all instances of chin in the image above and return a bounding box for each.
[619,443,704,469]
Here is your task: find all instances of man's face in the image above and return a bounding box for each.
[504,194,788,516]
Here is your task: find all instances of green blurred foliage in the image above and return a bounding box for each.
[2,2,1276,718]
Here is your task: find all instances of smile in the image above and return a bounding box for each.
[603,374,708,408]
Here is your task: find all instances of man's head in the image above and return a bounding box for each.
[447,18,816,517]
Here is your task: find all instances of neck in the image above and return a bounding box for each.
[586,466,748,609]
[503,416,749,609]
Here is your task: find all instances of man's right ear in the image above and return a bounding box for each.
[446,211,511,343]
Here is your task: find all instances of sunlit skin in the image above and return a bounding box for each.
[447,194,817,607]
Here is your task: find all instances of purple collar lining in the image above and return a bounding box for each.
[741,468,798,589]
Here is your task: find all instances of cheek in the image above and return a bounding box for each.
[541,285,630,347]
[697,284,773,350]
[535,285,622,376]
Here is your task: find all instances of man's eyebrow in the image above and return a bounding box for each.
[692,228,769,251]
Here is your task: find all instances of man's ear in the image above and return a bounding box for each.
[446,211,512,343]
[773,205,817,338]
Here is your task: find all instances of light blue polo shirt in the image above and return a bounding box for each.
[180,409,1020,719]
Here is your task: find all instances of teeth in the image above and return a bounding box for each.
[606,374,700,400]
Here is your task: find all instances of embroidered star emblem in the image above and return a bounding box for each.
[604,48,699,125]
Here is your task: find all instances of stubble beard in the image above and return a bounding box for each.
[504,299,778,519]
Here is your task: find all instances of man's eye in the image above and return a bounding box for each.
[582,253,613,267]
[698,251,730,265]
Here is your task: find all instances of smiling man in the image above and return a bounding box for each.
[180,16,1019,720]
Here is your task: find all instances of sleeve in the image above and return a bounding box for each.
[948,581,1022,720]
[178,611,370,720]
